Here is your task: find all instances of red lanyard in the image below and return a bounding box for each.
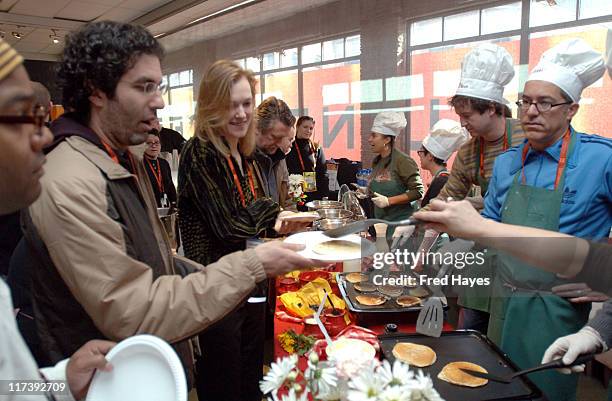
[479,132,508,180]
[520,129,571,190]
[227,156,257,207]
[145,157,163,193]
[101,140,137,173]
[294,141,316,172]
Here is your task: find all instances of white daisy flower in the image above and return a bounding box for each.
[406,370,444,401]
[346,361,385,401]
[279,388,310,401]
[260,354,298,395]
[288,174,305,186]
[305,360,338,399]
[378,360,414,387]
[378,385,412,401]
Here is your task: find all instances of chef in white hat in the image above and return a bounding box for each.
[367,111,424,237]
[481,38,612,401]
[417,119,469,208]
[415,44,525,336]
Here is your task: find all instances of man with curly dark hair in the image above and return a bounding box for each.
[19,20,319,387]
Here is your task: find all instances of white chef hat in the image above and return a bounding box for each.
[371,111,407,137]
[528,38,605,102]
[422,119,470,161]
[606,29,612,79]
[455,43,515,105]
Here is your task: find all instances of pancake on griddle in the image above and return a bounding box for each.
[354,282,376,292]
[377,284,403,297]
[395,295,421,307]
[356,294,386,306]
[391,342,436,367]
[438,361,488,387]
[409,287,429,298]
[345,272,367,284]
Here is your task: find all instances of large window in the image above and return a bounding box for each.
[407,0,612,182]
[234,33,361,160]
[158,69,194,138]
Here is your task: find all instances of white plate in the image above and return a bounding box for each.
[86,335,187,401]
[284,231,375,262]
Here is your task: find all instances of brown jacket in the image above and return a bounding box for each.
[25,130,266,364]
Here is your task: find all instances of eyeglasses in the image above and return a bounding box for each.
[417,149,427,156]
[516,99,572,113]
[0,105,47,130]
[133,81,168,96]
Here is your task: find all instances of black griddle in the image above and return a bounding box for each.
[378,330,544,401]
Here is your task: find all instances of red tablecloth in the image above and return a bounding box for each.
[272,269,454,360]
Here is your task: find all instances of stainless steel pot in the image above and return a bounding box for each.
[315,208,354,220]
[306,200,343,210]
[318,218,348,230]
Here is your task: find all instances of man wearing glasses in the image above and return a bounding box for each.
[144,131,177,208]
[0,36,117,401]
[482,38,612,401]
[19,20,320,389]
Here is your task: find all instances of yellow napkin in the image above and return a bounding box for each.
[279,278,346,318]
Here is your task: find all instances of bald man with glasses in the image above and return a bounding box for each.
[482,38,612,401]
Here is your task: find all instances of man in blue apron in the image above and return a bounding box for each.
[482,38,612,401]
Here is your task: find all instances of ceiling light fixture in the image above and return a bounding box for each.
[188,0,258,25]
[50,29,60,44]
[11,31,22,39]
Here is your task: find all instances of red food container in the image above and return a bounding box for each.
[303,315,326,339]
[277,277,300,294]
[298,270,331,286]
[323,307,347,337]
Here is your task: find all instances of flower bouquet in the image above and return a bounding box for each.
[288,174,308,207]
[260,352,445,401]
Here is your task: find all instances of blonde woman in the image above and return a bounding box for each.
[178,60,303,401]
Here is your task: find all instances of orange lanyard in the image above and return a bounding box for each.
[101,140,137,174]
[294,141,315,172]
[145,158,163,193]
[479,132,508,180]
[227,156,257,207]
[520,129,571,190]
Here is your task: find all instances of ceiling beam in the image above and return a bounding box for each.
[131,0,208,26]
[154,0,265,40]
[0,12,83,30]
[20,52,60,62]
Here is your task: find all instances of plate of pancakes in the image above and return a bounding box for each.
[284,231,375,262]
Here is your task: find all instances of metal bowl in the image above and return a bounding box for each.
[319,218,348,230]
[316,208,353,220]
[306,200,343,210]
